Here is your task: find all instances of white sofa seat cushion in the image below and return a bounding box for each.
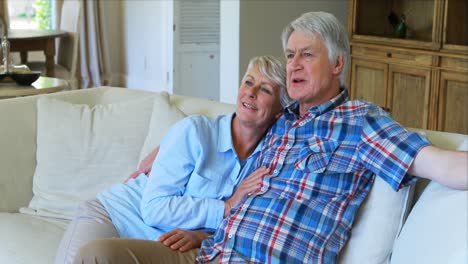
[0,213,68,264]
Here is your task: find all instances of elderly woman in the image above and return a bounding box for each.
[55,55,290,264]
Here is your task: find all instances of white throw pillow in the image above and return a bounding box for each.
[390,183,468,264]
[339,177,412,264]
[390,138,468,264]
[25,96,155,219]
[137,92,186,163]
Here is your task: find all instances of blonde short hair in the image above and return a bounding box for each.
[243,55,291,107]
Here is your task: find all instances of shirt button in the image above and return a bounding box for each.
[286,144,291,148]
[228,233,233,238]
[273,169,278,174]
[261,186,267,192]
[299,122,304,126]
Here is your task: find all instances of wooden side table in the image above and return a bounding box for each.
[0,77,68,98]
[8,30,68,77]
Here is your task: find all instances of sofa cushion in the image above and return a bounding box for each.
[390,139,468,264]
[0,213,68,264]
[138,92,187,162]
[26,96,155,219]
[390,182,468,264]
[338,177,412,264]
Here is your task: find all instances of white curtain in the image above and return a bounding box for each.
[54,0,110,89]
[78,0,111,88]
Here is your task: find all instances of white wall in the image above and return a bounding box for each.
[121,0,173,92]
[219,0,239,104]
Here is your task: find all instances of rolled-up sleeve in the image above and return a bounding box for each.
[358,110,431,191]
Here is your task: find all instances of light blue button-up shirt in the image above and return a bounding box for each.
[97,114,262,240]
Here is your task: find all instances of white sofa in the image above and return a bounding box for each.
[0,87,466,264]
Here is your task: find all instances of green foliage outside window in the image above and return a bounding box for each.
[33,0,51,29]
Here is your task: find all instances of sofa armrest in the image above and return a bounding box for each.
[0,96,38,212]
[391,182,468,264]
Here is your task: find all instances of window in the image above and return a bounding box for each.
[7,0,53,30]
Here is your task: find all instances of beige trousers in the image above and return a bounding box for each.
[74,238,205,264]
[55,199,119,264]
[56,199,219,264]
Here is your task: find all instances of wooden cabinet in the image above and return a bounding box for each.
[388,65,431,129]
[436,56,468,134]
[347,0,468,134]
[351,59,387,108]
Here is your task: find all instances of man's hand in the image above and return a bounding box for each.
[158,229,210,252]
[224,166,269,217]
[124,146,160,183]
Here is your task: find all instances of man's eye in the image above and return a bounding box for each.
[286,53,294,59]
[303,52,312,57]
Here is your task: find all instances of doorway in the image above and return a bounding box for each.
[173,0,220,101]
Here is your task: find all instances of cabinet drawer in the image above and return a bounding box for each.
[352,45,434,67]
[440,56,468,72]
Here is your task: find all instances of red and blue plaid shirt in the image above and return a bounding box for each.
[198,89,430,263]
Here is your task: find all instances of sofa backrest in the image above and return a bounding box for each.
[0,87,465,213]
[170,94,235,118]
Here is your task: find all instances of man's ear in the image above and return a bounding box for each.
[332,55,344,75]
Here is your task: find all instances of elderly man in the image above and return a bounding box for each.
[74,11,467,264]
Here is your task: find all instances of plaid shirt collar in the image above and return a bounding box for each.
[285,87,349,119]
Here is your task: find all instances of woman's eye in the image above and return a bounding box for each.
[261,87,272,95]
[244,80,253,86]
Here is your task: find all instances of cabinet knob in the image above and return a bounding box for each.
[381,106,391,112]
[386,52,392,58]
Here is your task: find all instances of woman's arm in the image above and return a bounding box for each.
[409,146,468,190]
[140,117,225,230]
[124,146,160,183]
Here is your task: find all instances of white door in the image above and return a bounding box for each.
[173,0,220,101]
